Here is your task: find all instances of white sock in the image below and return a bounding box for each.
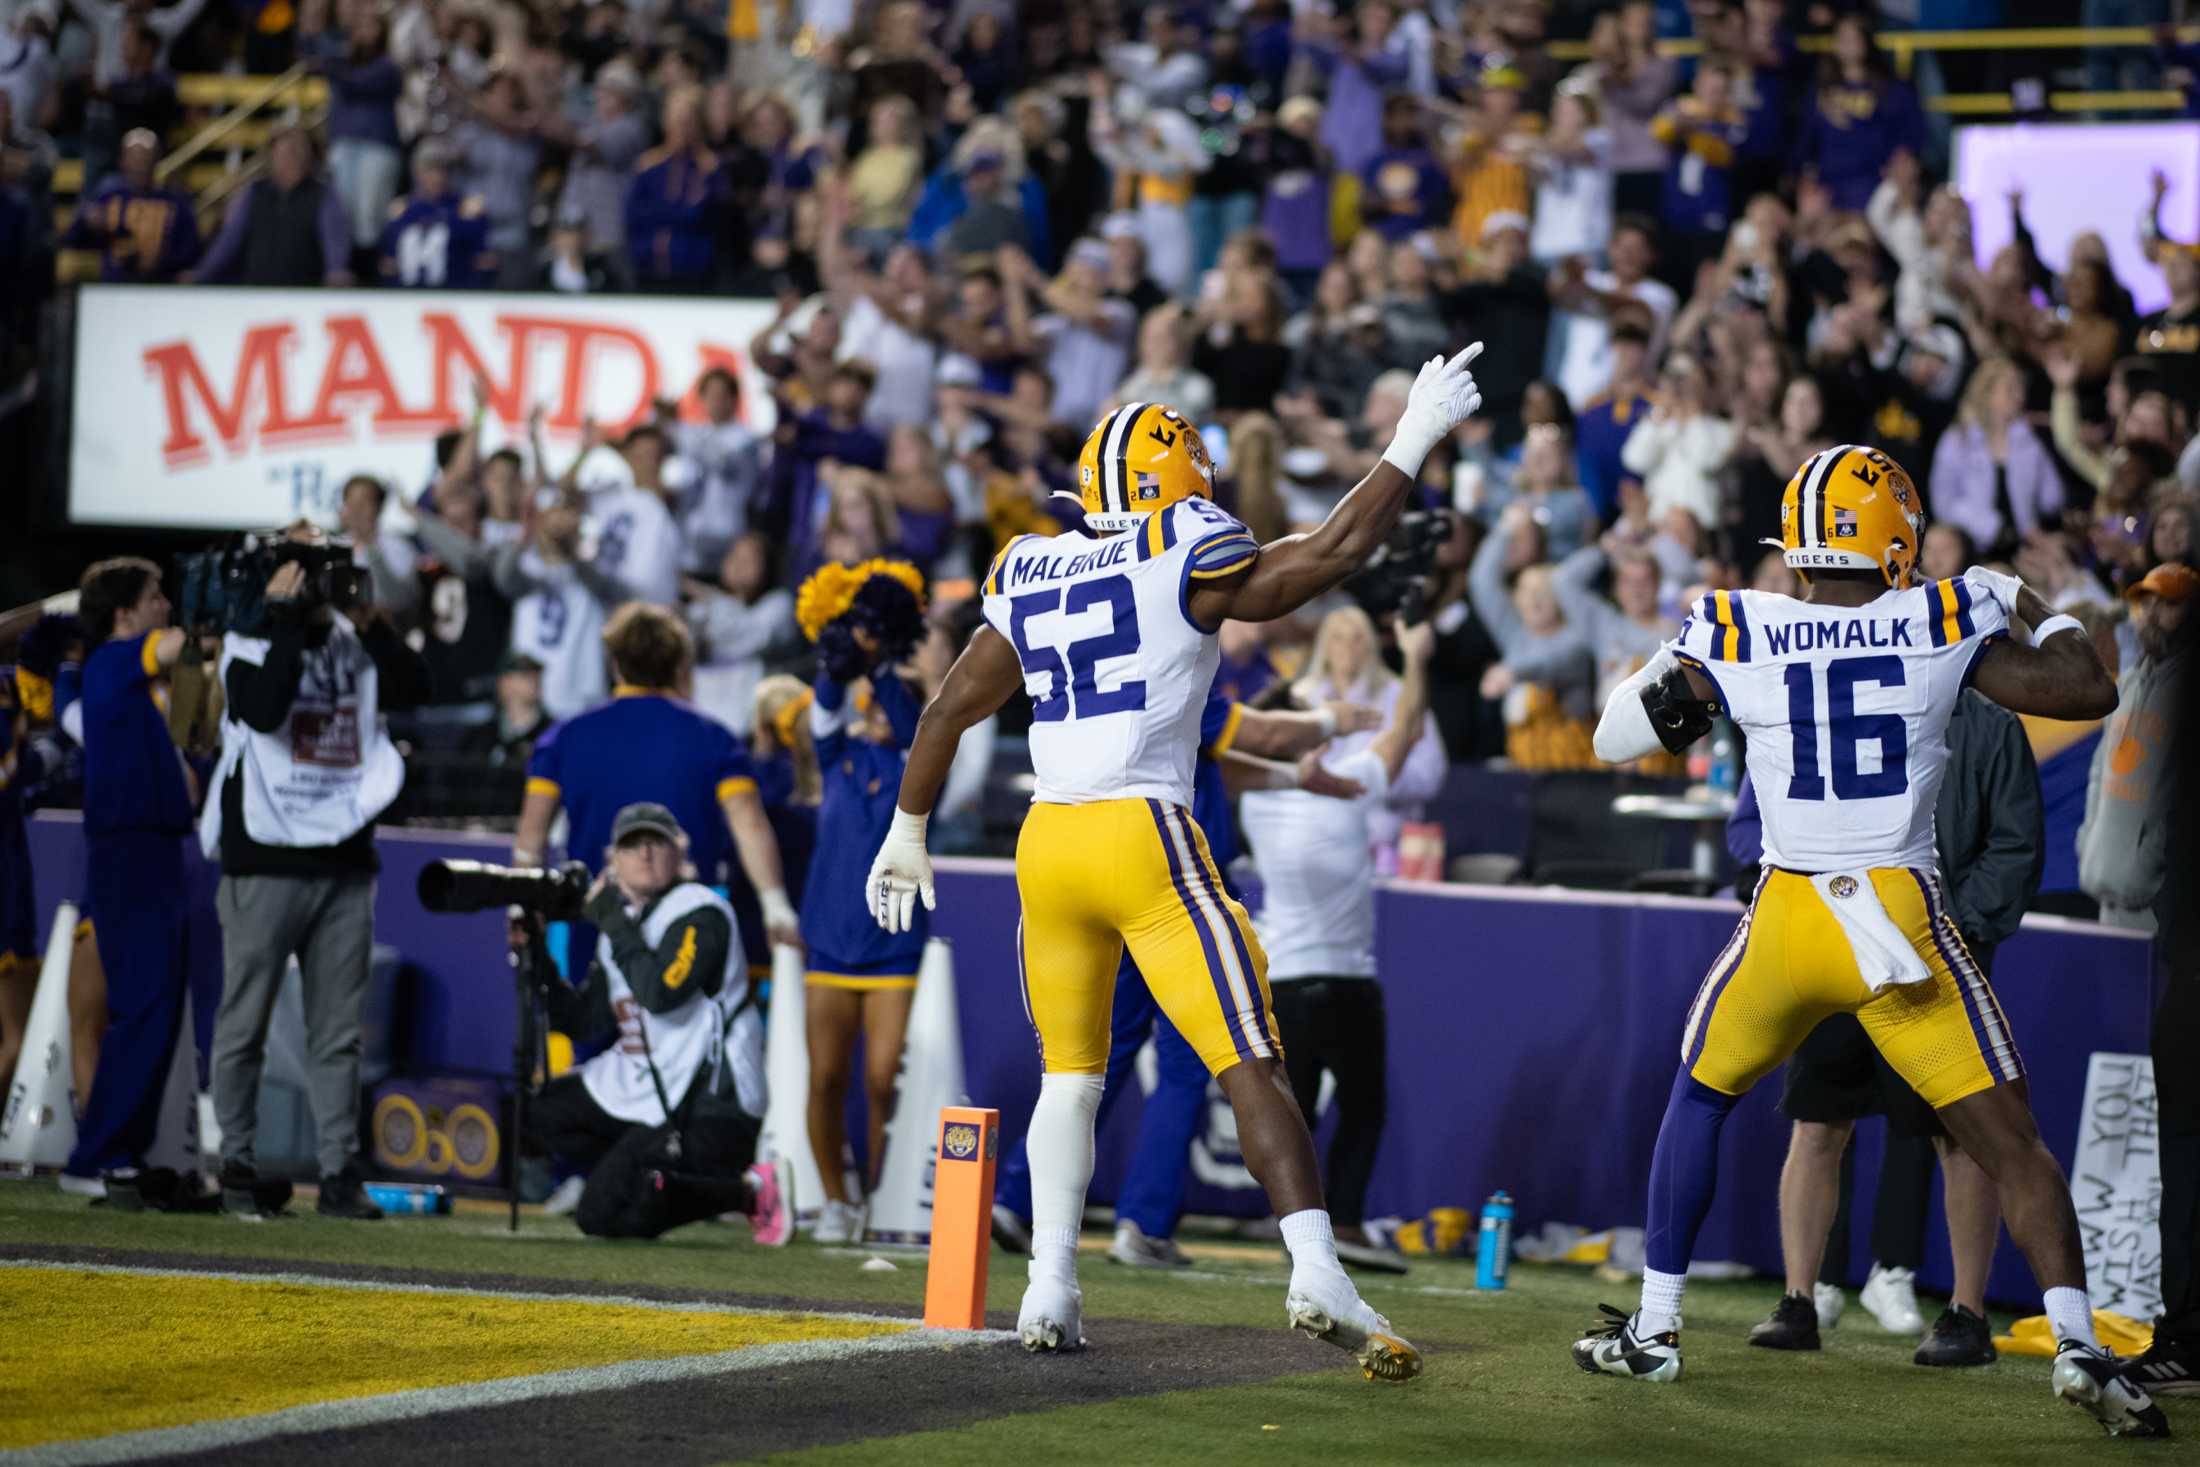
[1638,1268,1687,1336]
[1280,1209,1343,1276]
[1026,1073,1103,1285]
[2044,1286,2098,1348]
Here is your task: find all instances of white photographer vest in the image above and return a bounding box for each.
[580,882,762,1126]
[197,619,406,857]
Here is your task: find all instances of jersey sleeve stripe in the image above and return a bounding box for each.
[1929,578,1957,647]
[1186,532,1258,578]
[1709,589,1749,662]
[525,776,561,798]
[984,533,1032,597]
[716,775,758,803]
[1951,574,1976,640]
[138,632,162,678]
[1138,510,1169,562]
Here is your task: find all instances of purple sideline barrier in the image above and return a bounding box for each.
[28,815,2151,1304]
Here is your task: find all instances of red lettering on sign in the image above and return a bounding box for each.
[310,316,418,432]
[146,323,324,464]
[142,309,695,465]
[419,312,534,425]
[500,315,661,433]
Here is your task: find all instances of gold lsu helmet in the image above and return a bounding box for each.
[1064,402,1216,535]
[1774,443,1925,589]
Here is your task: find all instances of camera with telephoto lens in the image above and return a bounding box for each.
[1350,509,1455,624]
[176,534,368,637]
[418,860,593,920]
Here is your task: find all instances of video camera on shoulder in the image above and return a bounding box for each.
[177,533,367,636]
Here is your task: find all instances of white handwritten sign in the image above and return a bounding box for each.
[2071,1052,2163,1323]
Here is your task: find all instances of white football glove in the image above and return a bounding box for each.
[865,808,937,935]
[1381,341,1486,479]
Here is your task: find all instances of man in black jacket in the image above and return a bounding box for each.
[1734,690,2042,1366]
[183,126,352,287]
[207,533,430,1220]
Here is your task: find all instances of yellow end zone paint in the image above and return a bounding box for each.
[0,1269,907,1450]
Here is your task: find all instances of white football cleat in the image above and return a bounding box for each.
[1859,1263,1924,1334]
[1286,1267,1422,1382]
[812,1199,865,1244]
[2051,1340,2171,1438]
[1017,1273,1085,1353]
[1573,1304,1683,1383]
[1813,1282,1846,1329]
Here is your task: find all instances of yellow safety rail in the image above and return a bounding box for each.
[157,62,323,188]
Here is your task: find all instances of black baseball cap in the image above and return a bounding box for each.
[610,802,683,845]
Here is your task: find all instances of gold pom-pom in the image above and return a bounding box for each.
[14,668,54,723]
[770,686,814,748]
[794,558,927,642]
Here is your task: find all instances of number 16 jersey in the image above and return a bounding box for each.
[1671,567,2010,873]
[981,499,1260,809]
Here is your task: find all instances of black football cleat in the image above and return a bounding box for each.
[2121,1332,2200,1397]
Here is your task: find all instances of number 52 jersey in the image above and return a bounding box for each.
[980,499,1260,809]
[1672,568,2010,873]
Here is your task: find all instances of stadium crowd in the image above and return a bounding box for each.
[5,0,2196,797]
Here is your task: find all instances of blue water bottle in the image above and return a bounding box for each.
[1476,1191,1513,1290]
[364,1182,450,1216]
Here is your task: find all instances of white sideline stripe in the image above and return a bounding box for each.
[4,1326,1013,1467]
[0,1257,920,1325]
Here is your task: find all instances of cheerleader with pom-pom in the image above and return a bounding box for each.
[791,560,929,1244]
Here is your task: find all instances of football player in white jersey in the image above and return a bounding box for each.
[863,346,1485,1381]
[1572,444,2169,1439]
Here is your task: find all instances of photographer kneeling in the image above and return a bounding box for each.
[518,802,789,1243]
[204,531,430,1220]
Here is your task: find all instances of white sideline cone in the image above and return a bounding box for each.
[758,942,828,1225]
[865,938,967,1247]
[0,904,81,1174]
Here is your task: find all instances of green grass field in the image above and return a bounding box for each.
[0,1183,2184,1464]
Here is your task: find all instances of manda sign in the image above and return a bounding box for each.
[70,285,782,529]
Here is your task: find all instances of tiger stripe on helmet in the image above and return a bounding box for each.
[1103,402,1149,514]
[1796,445,1844,550]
